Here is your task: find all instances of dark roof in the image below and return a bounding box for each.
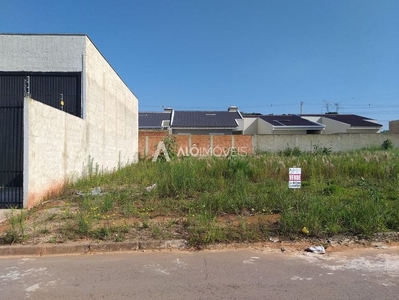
[302,114,382,127]
[257,115,323,127]
[139,112,171,129]
[171,111,241,128]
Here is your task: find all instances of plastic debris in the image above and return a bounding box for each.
[305,246,326,254]
[76,187,105,196]
[269,237,280,243]
[301,227,310,235]
[146,183,157,192]
[91,187,103,196]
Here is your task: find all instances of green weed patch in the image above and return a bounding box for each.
[1,148,399,246]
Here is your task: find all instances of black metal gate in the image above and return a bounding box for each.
[0,106,23,208]
[0,72,81,208]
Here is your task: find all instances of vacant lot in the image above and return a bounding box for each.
[1,144,399,247]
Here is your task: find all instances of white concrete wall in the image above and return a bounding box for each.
[0,34,85,72]
[25,85,138,207]
[25,98,87,207]
[254,133,399,153]
[83,37,138,170]
[9,34,139,208]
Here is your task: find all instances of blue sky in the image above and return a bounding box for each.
[1,0,398,130]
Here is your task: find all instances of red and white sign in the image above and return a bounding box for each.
[289,168,301,189]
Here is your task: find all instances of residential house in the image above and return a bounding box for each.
[139,106,243,135]
[242,114,325,135]
[301,114,382,134]
[139,111,171,130]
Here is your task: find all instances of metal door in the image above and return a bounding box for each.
[0,106,23,208]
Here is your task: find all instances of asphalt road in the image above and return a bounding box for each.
[1,247,399,300]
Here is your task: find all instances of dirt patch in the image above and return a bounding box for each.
[1,199,399,250]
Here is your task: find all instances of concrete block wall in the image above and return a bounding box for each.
[0,34,85,72]
[25,98,87,207]
[83,37,138,169]
[254,133,399,153]
[1,34,140,208]
[140,131,399,161]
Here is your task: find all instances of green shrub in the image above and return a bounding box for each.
[313,145,332,155]
[382,139,393,150]
[1,209,27,244]
[280,147,302,157]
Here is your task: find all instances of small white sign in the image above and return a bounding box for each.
[289,167,301,189]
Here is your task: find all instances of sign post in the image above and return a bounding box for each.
[289,167,301,189]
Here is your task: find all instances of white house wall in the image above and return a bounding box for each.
[243,118,258,134]
[273,129,307,135]
[301,116,321,123]
[346,128,380,134]
[320,117,350,134]
[257,119,273,134]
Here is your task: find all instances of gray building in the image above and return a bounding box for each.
[0,34,138,208]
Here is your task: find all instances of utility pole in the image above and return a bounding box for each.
[300,101,303,115]
[323,100,331,113]
[333,101,342,113]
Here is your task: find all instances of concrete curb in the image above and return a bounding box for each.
[0,239,188,256]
